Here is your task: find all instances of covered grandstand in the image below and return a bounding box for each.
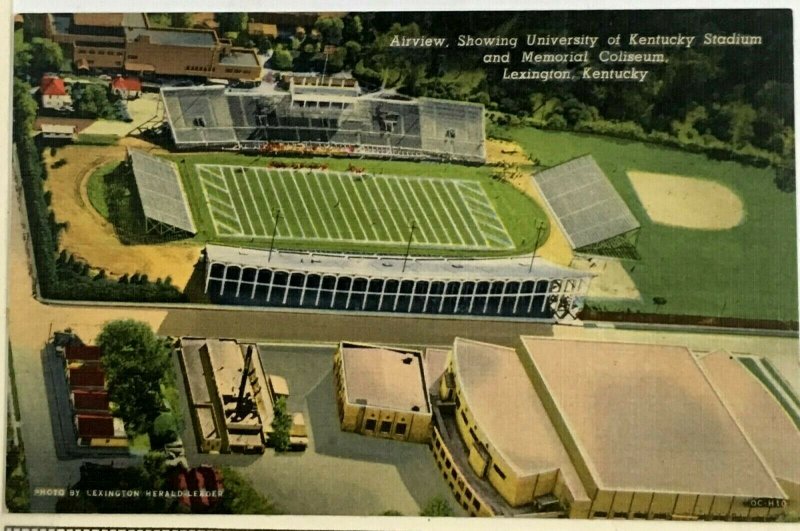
[202,244,591,319]
[532,155,640,257]
[128,149,196,236]
[161,82,486,163]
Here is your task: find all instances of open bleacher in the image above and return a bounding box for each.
[161,84,486,163]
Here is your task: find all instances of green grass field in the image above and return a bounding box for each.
[502,126,797,321]
[168,153,549,257]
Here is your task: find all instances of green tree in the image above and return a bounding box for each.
[270,396,292,452]
[13,30,32,77]
[13,79,38,134]
[96,320,172,433]
[72,84,115,119]
[342,15,363,42]
[314,16,344,45]
[217,13,248,34]
[271,48,293,71]
[419,495,454,517]
[29,37,63,75]
[170,13,193,28]
[217,467,279,514]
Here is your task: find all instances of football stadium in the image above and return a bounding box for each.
[160,76,486,163]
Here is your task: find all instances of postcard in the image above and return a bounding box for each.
[4,6,798,526]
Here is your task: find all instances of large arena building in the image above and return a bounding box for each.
[161,78,487,163]
[202,244,590,319]
[423,336,798,519]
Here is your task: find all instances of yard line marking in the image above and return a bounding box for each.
[240,167,268,236]
[228,167,257,236]
[360,175,398,242]
[253,169,280,237]
[401,178,442,244]
[384,178,430,244]
[267,169,305,238]
[419,180,459,246]
[323,172,357,239]
[288,169,322,239]
[275,170,309,238]
[347,173,382,241]
[456,182,514,248]
[371,176,404,241]
[429,180,472,245]
[297,170,334,239]
[441,181,488,247]
[218,166,245,233]
[334,172,369,240]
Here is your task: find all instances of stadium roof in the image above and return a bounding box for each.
[204,244,591,282]
[701,351,800,486]
[340,343,430,413]
[128,149,197,234]
[532,155,639,249]
[452,337,590,502]
[521,337,787,498]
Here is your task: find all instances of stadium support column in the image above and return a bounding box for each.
[204,262,214,293]
[299,273,310,306]
[422,281,434,312]
[535,279,552,313]
[512,282,524,314]
[251,271,259,299]
[345,278,356,309]
[234,268,244,297]
[377,281,388,311]
[330,277,342,308]
[220,265,229,296]
[497,281,511,314]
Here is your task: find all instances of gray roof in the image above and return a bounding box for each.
[532,155,639,249]
[126,28,216,47]
[128,149,196,234]
[220,50,260,67]
[205,244,591,283]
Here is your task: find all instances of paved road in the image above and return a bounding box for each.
[7,174,799,514]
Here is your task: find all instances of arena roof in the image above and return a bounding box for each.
[340,342,430,414]
[204,244,591,282]
[128,149,196,234]
[532,155,639,249]
[521,337,786,498]
[451,338,589,500]
[126,28,216,47]
[701,351,800,486]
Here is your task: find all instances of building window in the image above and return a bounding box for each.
[395,422,406,436]
[128,55,138,60]
[445,458,451,469]
[460,410,469,425]
[465,490,472,501]
[593,512,608,518]
[492,464,506,480]
[473,499,480,511]
[364,419,376,432]
[380,421,391,434]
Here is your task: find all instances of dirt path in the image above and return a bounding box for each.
[44,138,201,289]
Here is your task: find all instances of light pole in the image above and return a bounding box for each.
[529,220,546,273]
[402,220,417,273]
[268,208,281,262]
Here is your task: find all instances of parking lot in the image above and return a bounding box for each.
[174,343,463,516]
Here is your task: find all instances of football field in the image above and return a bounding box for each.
[194,164,515,251]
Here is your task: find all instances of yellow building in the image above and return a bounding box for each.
[334,342,432,443]
[426,336,795,520]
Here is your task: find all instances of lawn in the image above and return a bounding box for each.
[86,161,118,218]
[168,153,548,257]
[501,126,798,321]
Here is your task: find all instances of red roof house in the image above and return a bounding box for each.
[68,366,106,388]
[111,76,142,99]
[72,389,110,411]
[40,75,72,110]
[75,413,115,439]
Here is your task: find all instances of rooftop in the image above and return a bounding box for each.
[340,342,430,414]
[126,27,217,48]
[532,155,639,250]
[521,337,787,498]
[451,337,589,501]
[701,351,800,486]
[219,50,260,67]
[41,75,67,96]
[205,244,590,283]
[111,76,142,91]
[72,13,148,28]
[128,149,196,234]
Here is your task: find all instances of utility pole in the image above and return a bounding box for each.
[268,208,281,262]
[402,220,416,273]
[529,220,545,273]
